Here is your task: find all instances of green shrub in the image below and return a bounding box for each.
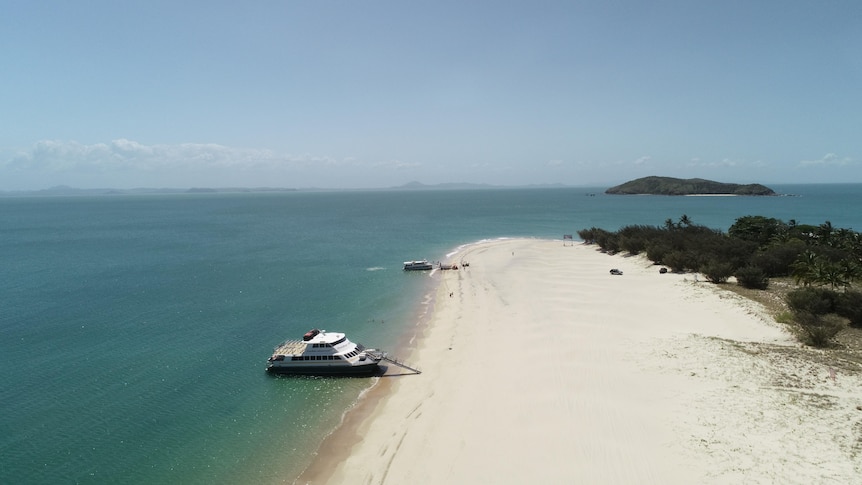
[662,250,691,273]
[593,229,620,253]
[645,243,671,265]
[795,312,845,347]
[836,290,862,328]
[619,235,646,255]
[702,261,735,283]
[775,311,794,324]
[786,287,837,315]
[577,228,599,244]
[750,239,806,276]
[735,265,769,290]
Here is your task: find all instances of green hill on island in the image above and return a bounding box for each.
[605,176,775,196]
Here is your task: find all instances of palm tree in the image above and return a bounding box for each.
[817,221,834,247]
[838,260,862,288]
[791,251,819,286]
[820,263,849,289]
[664,218,676,231]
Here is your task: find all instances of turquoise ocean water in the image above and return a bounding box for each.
[2,184,861,484]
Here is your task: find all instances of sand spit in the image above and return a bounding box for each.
[296,239,862,484]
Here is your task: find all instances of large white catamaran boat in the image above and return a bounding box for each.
[266,329,385,376]
[403,259,434,271]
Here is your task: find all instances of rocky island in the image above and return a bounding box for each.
[605,176,775,196]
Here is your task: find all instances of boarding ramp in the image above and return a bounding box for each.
[368,350,421,374]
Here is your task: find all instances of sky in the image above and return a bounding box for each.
[1,1,860,190]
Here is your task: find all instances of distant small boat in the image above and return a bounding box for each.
[403,260,434,271]
[266,329,384,376]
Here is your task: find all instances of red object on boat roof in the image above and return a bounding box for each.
[303,329,321,341]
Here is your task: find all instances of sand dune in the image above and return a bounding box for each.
[298,239,862,484]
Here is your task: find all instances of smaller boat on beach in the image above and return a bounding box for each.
[403,259,434,271]
[266,329,385,376]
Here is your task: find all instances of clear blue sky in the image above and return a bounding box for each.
[2,1,860,190]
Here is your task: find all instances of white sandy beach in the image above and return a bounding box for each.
[298,238,862,484]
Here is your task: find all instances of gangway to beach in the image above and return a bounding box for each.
[380,354,422,374]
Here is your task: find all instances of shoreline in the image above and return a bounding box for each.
[294,238,862,484]
[292,252,446,484]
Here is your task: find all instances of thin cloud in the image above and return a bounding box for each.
[798,153,853,167]
[4,139,340,173]
[633,156,651,165]
[371,159,422,169]
[686,158,740,168]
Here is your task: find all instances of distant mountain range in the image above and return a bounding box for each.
[0,182,571,196]
[0,185,299,197]
[605,176,776,196]
[393,181,568,190]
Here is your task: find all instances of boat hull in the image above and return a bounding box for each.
[266,362,382,376]
[403,260,433,271]
[404,266,432,271]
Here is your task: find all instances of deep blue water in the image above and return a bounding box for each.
[1,184,860,483]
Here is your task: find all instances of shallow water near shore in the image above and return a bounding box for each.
[1,184,860,483]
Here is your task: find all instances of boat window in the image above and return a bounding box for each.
[331,337,347,346]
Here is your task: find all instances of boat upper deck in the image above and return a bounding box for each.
[271,330,354,357]
[273,339,308,356]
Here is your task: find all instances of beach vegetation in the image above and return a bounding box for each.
[794,312,846,347]
[661,250,692,273]
[617,224,662,255]
[583,215,861,290]
[645,242,671,265]
[750,239,806,276]
[702,260,735,283]
[581,214,862,345]
[786,287,838,315]
[735,265,770,289]
[775,311,794,324]
[836,291,862,328]
[785,287,859,345]
[728,215,787,248]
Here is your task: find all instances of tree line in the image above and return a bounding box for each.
[577,215,862,345]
